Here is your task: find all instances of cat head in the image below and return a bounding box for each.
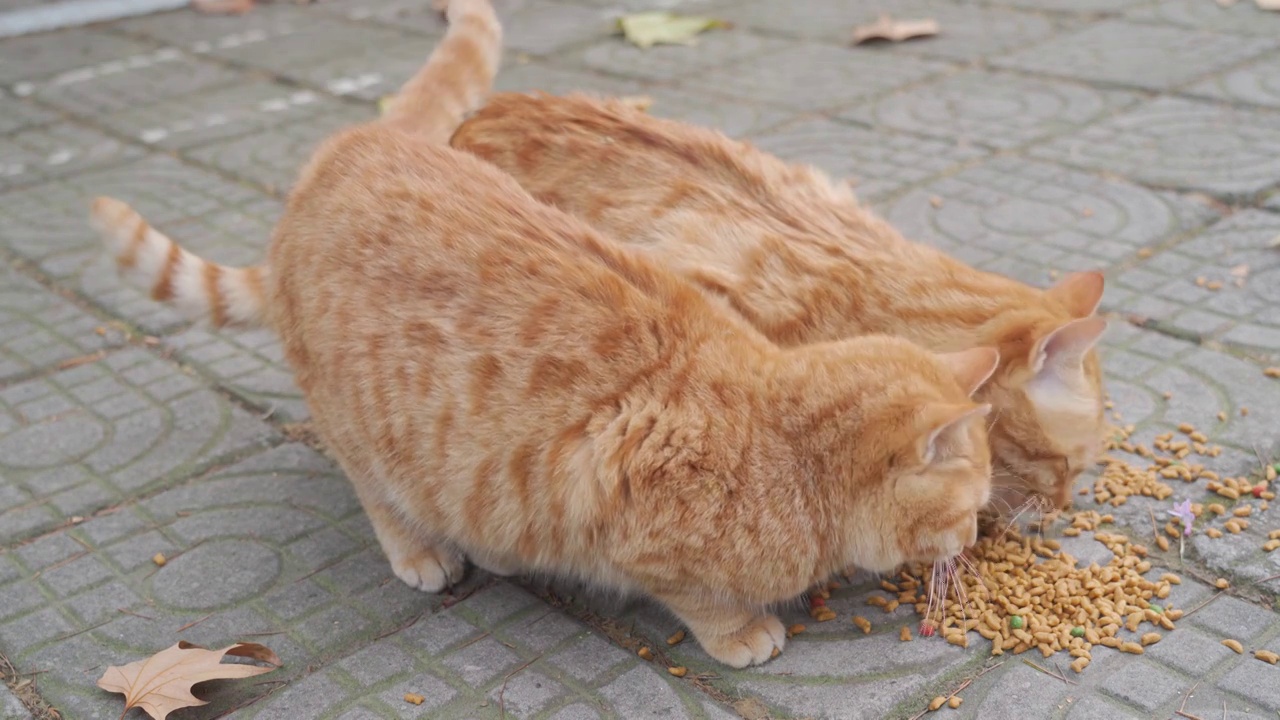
[984,271,1109,515]
[805,342,998,574]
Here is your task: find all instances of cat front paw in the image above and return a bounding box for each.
[390,544,465,592]
[697,614,786,668]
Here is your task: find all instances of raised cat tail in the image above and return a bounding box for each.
[380,0,502,144]
[90,196,269,328]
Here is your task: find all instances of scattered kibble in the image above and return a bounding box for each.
[1206,528,1224,539]
[786,624,805,638]
[948,696,963,709]
[1222,639,1244,654]
[404,693,425,706]
[666,630,685,646]
[1141,632,1162,646]
[667,666,687,678]
[1119,641,1144,655]
[900,626,912,642]
[152,553,166,567]
[1256,650,1279,665]
[852,616,872,634]
[770,646,781,659]
[1070,656,1090,673]
[1215,578,1230,590]
[928,696,946,712]
[1265,367,1280,378]
[1264,539,1280,552]
[637,647,653,661]
[1156,536,1170,551]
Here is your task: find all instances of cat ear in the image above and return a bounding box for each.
[917,403,991,465]
[1045,271,1105,319]
[1028,316,1108,380]
[936,347,1001,397]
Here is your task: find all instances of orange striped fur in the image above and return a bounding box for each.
[451,93,1111,514]
[90,0,999,668]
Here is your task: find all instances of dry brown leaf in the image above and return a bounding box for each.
[852,14,940,44]
[1256,0,1280,11]
[191,0,253,14]
[97,641,281,720]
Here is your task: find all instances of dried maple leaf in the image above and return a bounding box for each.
[852,14,940,44]
[97,641,280,720]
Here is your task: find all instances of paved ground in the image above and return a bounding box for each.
[1,0,1280,718]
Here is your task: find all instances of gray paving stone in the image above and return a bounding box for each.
[375,673,459,716]
[498,0,616,56]
[1216,652,1280,712]
[484,669,566,718]
[1064,693,1147,720]
[1099,660,1186,713]
[0,264,124,383]
[493,60,646,96]
[842,70,1143,151]
[0,684,29,720]
[0,27,154,85]
[1186,50,1280,111]
[0,155,275,334]
[1187,596,1279,640]
[986,0,1145,11]
[991,20,1278,91]
[0,349,277,543]
[882,155,1215,288]
[1126,0,1280,38]
[748,118,986,202]
[643,86,794,140]
[442,635,523,687]
[32,48,243,119]
[725,0,1063,61]
[1144,624,1238,677]
[0,121,143,193]
[1030,96,1280,200]
[165,326,307,421]
[968,661,1073,719]
[0,89,56,136]
[1108,211,1280,355]
[681,43,951,113]
[548,632,634,683]
[577,29,792,82]
[598,665,696,719]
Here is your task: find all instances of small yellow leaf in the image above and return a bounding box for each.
[618,12,724,49]
[97,642,281,720]
[852,14,940,44]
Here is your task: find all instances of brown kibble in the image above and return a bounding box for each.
[1166,609,1184,621]
[1225,519,1242,534]
[1208,503,1227,516]
[787,624,806,638]
[404,693,425,706]
[1160,573,1181,585]
[948,696,963,709]
[1063,527,1081,537]
[1217,486,1241,500]
[946,632,967,648]
[1242,407,1250,416]
[1268,465,1278,481]
[1265,367,1280,378]
[866,595,889,608]
[770,646,780,659]
[1071,656,1090,673]
[1137,247,1154,258]
[667,629,686,645]
[1163,391,1174,400]
[1207,281,1223,291]
[1156,536,1169,552]
[152,553,166,567]
[900,626,912,642]
[1255,650,1279,664]
[637,647,653,660]
[1141,632,1162,646]
[1215,578,1230,589]
[1222,639,1244,654]
[1206,528,1223,539]
[1263,539,1280,552]
[928,696,946,711]
[884,600,900,613]
[1217,411,1227,421]
[1271,530,1280,540]
[852,616,872,634]
[929,196,943,209]
[1233,505,1253,517]
[667,666,688,678]
[1119,641,1144,655]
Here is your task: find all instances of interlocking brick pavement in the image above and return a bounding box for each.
[3,0,1280,718]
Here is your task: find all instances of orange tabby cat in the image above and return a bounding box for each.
[449,93,1109,514]
[91,0,1000,667]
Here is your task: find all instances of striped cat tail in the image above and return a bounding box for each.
[380,0,502,144]
[90,196,269,328]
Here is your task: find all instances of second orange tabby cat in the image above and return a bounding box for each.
[90,0,998,667]
[451,93,1109,515]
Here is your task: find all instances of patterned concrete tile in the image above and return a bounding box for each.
[0,89,56,136]
[0,349,278,544]
[0,27,154,86]
[494,61,646,97]
[749,118,988,202]
[1107,210,1280,357]
[165,326,306,422]
[981,0,1147,11]
[0,155,275,334]
[1029,96,1280,200]
[577,29,792,82]
[187,103,374,193]
[311,0,449,36]
[841,70,1143,150]
[1185,50,1280,111]
[680,43,951,113]
[0,263,124,384]
[724,0,1063,61]
[31,48,244,119]
[1126,0,1280,38]
[644,86,794,140]
[0,121,142,193]
[98,79,350,152]
[991,20,1279,91]
[881,155,1216,288]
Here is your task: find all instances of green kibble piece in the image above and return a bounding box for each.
[1148,604,1163,615]
[1070,626,1085,638]
[1009,616,1025,629]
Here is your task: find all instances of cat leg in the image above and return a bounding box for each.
[656,592,786,668]
[362,495,465,592]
